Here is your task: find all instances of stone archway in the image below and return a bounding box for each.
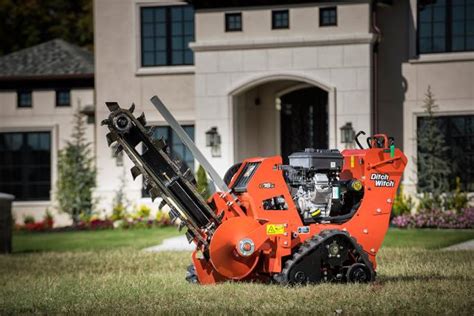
[227,72,336,162]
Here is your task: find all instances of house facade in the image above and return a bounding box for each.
[0,39,95,224]
[94,0,473,209]
[1,0,473,224]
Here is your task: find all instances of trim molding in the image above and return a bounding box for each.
[190,33,375,52]
[136,66,195,76]
[409,51,474,64]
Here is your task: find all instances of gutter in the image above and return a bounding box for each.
[371,0,383,134]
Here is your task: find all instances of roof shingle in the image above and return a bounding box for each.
[0,39,94,78]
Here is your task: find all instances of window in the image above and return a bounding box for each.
[320,7,337,27]
[272,10,289,29]
[56,90,70,107]
[417,115,474,192]
[17,90,32,108]
[225,12,242,32]
[418,0,474,54]
[141,5,194,67]
[0,132,51,201]
[143,125,195,196]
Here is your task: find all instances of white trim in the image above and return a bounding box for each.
[136,66,195,76]
[146,119,195,126]
[190,34,375,52]
[409,51,474,64]
[13,201,51,207]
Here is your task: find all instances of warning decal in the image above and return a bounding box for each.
[266,224,285,235]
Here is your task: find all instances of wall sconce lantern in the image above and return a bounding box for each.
[205,127,221,157]
[340,122,355,144]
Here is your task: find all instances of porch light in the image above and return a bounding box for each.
[205,127,221,157]
[340,122,355,144]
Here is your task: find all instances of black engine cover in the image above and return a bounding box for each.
[288,148,343,171]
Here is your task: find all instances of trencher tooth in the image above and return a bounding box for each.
[128,103,135,113]
[147,126,157,136]
[185,231,194,244]
[130,166,141,180]
[106,132,117,146]
[101,119,110,126]
[178,221,186,232]
[169,208,179,224]
[149,187,161,201]
[137,113,147,126]
[158,199,167,209]
[114,145,123,156]
[105,102,120,112]
[152,138,166,150]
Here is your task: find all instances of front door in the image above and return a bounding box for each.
[280,87,328,162]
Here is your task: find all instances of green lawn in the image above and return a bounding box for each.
[383,228,474,249]
[12,227,178,253]
[12,227,474,253]
[1,228,473,314]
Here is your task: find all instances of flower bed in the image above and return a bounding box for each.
[391,208,474,229]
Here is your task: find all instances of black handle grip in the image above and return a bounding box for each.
[355,131,366,149]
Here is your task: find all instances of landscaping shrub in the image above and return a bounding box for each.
[392,185,414,217]
[56,111,96,224]
[391,208,474,229]
[196,165,211,200]
[23,215,35,225]
[19,211,54,232]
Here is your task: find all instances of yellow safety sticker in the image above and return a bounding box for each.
[266,224,285,235]
[350,155,355,168]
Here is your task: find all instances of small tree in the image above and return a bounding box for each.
[416,86,450,207]
[196,165,211,200]
[56,111,96,224]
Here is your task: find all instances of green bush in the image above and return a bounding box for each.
[111,204,126,221]
[56,111,96,224]
[23,215,35,225]
[442,177,468,212]
[196,165,211,200]
[134,204,151,220]
[392,185,414,216]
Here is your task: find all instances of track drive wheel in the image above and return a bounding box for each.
[346,263,372,283]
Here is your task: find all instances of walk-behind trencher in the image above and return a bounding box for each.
[102,96,407,284]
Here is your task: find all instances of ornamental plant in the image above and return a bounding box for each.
[391,208,474,229]
[56,111,96,224]
[391,185,414,217]
[196,165,211,200]
[416,86,450,207]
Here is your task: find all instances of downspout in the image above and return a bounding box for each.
[371,0,382,134]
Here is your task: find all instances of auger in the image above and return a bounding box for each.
[102,96,407,284]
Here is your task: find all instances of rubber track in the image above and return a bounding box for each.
[274,230,375,284]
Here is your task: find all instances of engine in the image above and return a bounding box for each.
[284,148,363,223]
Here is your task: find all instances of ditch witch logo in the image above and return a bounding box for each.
[370,173,395,187]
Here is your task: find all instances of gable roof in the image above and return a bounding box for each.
[0,39,93,79]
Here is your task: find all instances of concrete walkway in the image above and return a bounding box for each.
[143,235,195,252]
[442,239,474,251]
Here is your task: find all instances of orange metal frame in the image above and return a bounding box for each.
[192,138,407,284]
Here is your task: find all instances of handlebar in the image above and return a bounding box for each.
[355,131,395,150]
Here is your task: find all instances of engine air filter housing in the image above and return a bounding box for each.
[288,148,343,171]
